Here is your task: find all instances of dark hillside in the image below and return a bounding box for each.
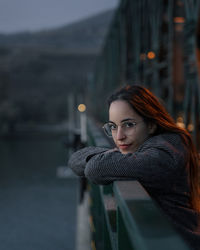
[0,9,115,135]
[0,9,114,52]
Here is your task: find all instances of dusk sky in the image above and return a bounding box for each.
[0,0,118,34]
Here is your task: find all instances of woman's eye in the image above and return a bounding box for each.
[109,124,117,130]
[124,122,135,128]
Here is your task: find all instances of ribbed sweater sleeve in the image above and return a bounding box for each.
[85,136,186,187]
[68,133,187,189]
[68,146,109,177]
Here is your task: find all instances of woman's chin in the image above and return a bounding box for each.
[119,149,132,154]
[118,145,136,154]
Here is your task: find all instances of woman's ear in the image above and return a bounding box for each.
[148,123,157,135]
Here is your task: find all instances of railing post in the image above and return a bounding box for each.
[117,207,135,250]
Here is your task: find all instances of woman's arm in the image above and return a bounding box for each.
[68,146,109,176]
[84,135,187,188]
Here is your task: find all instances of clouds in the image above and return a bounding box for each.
[0,0,118,33]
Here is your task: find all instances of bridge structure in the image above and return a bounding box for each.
[87,0,200,149]
[74,1,200,249]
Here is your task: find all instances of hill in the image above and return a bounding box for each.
[0,9,114,53]
[0,9,115,135]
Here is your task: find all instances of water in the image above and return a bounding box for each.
[0,135,79,250]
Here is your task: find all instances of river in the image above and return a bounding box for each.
[0,134,79,250]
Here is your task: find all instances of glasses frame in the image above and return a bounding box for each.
[102,120,143,137]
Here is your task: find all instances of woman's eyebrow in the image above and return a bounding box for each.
[108,118,135,123]
[121,118,136,122]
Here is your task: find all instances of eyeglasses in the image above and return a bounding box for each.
[102,120,143,137]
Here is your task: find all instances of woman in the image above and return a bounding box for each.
[68,85,200,249]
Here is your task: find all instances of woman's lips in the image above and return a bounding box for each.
[118,144,131,150]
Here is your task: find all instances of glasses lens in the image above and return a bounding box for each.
[103,123,112,137]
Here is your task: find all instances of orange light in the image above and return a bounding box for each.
[174,17,185,24]
[176,116,185,128]
[147,51,156,60]
[78,104,86,112]
[176,122,185,129]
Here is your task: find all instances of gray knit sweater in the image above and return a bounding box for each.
[68,133,200,249]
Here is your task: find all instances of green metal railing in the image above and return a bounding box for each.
[87,119,189,250]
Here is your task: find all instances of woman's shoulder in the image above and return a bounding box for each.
[155,132,182,143]
[145,132,182,144]
[138,132,189,167]
[139,132,187,154]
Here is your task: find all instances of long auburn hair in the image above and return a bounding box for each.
[108,85,200,211]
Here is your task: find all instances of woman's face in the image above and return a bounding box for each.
[109,100,151,154]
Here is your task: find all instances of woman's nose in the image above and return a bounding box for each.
[116,127,126,140]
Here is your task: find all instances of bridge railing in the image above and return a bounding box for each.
[86,119,190,250]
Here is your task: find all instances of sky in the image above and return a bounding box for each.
[0,0,119,34]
